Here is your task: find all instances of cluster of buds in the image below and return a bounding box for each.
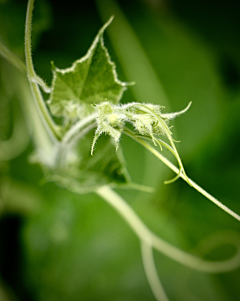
[91,101,191,155]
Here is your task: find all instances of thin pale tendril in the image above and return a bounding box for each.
[123,127,240,222]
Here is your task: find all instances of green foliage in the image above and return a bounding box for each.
[27,16,132,193]
[48,17,128,126]
[1,0,240,301]
[47,133,130,194]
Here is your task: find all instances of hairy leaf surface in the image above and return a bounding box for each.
[48,17,128,124]
[43,18,132,191]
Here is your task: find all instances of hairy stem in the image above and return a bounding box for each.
[123,127,240,222]
[25,0,61,141]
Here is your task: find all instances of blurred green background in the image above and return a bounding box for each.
[1,0,240,300]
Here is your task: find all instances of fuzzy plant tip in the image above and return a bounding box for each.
[91,101,191,157]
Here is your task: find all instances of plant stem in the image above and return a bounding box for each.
[0,41,26,73]
[123,127,240,222]
[56,122,97,168]
[25,0,61,141]
[62,113,98,145]
[140,104,191,185]
[97,185,240,273]
[0,111,29,161]
[141,242,170,301]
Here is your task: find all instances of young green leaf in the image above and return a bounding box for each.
[48,17,128,125]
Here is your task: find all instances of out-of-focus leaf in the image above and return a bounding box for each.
[47,133,130,194]
[22,187,157,301]
[0,178,41,215]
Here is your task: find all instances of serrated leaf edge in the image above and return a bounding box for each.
[51,17,129,90]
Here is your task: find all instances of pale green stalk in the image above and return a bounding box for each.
[0,40,26,73]
[2,59,55,163]
[22,1,240,300]
[62,113,98,145]
[97,185,240,273]
[141,242,170,301]
[123,127,240,222]
[25,0,61,141]
[0,111,29,161]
